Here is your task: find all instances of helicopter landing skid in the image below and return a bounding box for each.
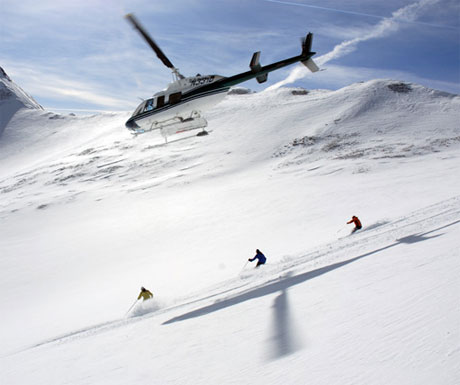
[160,114,208,143]
[130,112,208,142]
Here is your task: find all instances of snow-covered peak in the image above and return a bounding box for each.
[0,66,43,137]
[0,66,11,81]
[215,79,460,168]
[0,66,42,110]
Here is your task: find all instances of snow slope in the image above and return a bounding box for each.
[0,78,459,384]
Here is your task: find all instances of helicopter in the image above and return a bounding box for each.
[124,13,319,139]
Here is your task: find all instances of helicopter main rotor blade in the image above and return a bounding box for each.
[125,13,175,70]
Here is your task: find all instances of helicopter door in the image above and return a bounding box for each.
[169,92,182,105]
[156,95,165,108]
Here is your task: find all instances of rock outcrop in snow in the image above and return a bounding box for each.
[257,79,460,165]
[0,66,43,137]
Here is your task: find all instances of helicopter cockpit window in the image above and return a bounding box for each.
[169,92,182,105]
[143,99,154,112]
[133,101,146,117]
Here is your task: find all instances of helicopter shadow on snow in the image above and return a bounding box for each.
[269,284,304,360]
[162,219,460,359]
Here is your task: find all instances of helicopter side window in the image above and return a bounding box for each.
[169,92,182,105]
[156,95,165,108]
[143,99,154,112]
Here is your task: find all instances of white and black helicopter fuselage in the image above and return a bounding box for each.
[125,14,319,137]
[126,74,229,134]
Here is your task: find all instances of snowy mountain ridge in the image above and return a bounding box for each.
[0,66,43,137]
[1,79,458,215]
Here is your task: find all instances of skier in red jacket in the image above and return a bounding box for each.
[347,216,362,233]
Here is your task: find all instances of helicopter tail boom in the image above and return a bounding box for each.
[248,32,319,84]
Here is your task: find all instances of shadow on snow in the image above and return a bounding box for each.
[163,220,460,326]
[269,287,304,359]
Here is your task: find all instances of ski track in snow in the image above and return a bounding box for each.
[17,194,460,354]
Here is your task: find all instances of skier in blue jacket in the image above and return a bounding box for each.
[249,249,266,267]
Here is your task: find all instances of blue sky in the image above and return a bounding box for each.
[1,0,459,113]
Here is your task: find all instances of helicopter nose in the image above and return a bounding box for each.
[125,119,140,130]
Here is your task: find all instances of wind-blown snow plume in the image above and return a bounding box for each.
[265,0,439,91]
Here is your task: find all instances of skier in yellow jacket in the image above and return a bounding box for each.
[137,287,153,301]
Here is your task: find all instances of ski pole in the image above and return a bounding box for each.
[125,299,138,316]
[239,260,249,274]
